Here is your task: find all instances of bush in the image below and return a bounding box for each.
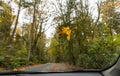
[75,34,120,69]
[9,58,28,68]
[86,35,120,69]
[0,56,5,66]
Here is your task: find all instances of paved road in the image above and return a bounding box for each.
[25,63,51,72]
[24,63,81,72]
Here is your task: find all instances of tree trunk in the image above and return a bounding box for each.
[11,0,21,40]
[27,0,36,61]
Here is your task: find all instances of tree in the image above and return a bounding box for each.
[49,0,97,65]
[0,1,12,41]
[20,0,49,62]
[49,0,120,68]
[11,0,22,40]
[101,0,120,34]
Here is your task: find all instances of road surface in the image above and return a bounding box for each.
[25,63,51,72]
[24,63,81,72]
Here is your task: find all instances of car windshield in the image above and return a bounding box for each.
[0,0,120,72]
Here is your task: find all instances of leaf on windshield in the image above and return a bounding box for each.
[60,26,71,41]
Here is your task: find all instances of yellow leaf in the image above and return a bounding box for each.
[67,35,70,41]
[61,26,71,41]
[13,68,17,71]
[18,68,25,71]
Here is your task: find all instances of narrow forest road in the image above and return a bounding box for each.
[0,63,82,72]
[25,63,51,72]
[24,63,82,72]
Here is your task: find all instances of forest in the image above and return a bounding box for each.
[0,0,120,71]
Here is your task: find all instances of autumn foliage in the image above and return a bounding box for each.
[60,26,71,41]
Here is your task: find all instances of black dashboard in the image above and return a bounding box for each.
[0,72,103,76]
[17,73,103,76]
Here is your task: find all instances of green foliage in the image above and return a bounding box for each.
[0,1,12,41]
[85,35,120,69]
[10,58,28,68]
[17,45,27,56]
[0,56,5,66]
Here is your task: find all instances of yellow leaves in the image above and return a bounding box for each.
[103,1,120,8]
[13,68,17,71]
[60,26,71,41]
[115,1,120,7]
[0,17,3,22]
[67,35,70,41]
[101,1,120,13]
[101,1,120,23]
[18,68,25,71]
[16,26,22,36]
[13,67,25,71]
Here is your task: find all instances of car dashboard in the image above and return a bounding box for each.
[0,72,103,76]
